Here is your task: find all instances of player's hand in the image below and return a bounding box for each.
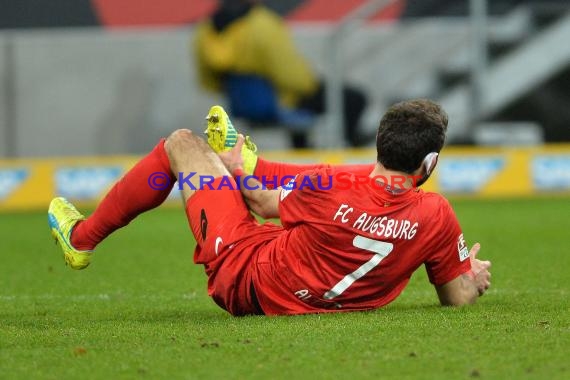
[218,134,245,174]
[469,243,491,296]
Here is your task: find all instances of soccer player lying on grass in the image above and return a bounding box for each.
[48,99,491,315]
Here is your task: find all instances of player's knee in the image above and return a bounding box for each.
[165,129,193,157]
[167,128,193,142]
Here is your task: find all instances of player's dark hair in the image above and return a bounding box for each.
[376,99,448,174]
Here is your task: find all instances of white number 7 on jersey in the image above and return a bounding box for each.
[323,236,394,300]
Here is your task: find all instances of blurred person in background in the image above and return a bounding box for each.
[193,0,371,148]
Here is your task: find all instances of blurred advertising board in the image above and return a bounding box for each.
[1,145,569,211]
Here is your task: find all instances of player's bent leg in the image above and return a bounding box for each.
[164,128,246,252]
[49,138,176,269]
[165,129,263,315]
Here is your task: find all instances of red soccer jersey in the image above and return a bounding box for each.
[252,167,471,315]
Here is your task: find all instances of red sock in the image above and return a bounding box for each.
[253,158,375,185]
[253,158,324,180]
[71,139,176,250]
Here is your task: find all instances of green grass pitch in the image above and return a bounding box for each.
[1,198,569,379]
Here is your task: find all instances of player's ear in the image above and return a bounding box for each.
[414,152,439,186]
[422,152,439,176]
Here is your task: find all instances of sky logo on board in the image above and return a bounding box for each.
[55,166,123,200]
[532,156,570,190]
[438,157,505,193]
[0,168,29,201]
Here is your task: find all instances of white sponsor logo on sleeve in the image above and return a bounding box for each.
[457,233,469,261]
[280,175,298,201]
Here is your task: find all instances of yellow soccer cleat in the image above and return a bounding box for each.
[48,197,92,270]
[205,105,258,174]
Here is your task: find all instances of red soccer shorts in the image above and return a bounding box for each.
[184,177,282,316]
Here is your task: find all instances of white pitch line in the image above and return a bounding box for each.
[0,292,198,301]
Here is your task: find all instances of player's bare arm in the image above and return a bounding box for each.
[218,135,280,219]
[240,178,280,219]
[435,243,492,306]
